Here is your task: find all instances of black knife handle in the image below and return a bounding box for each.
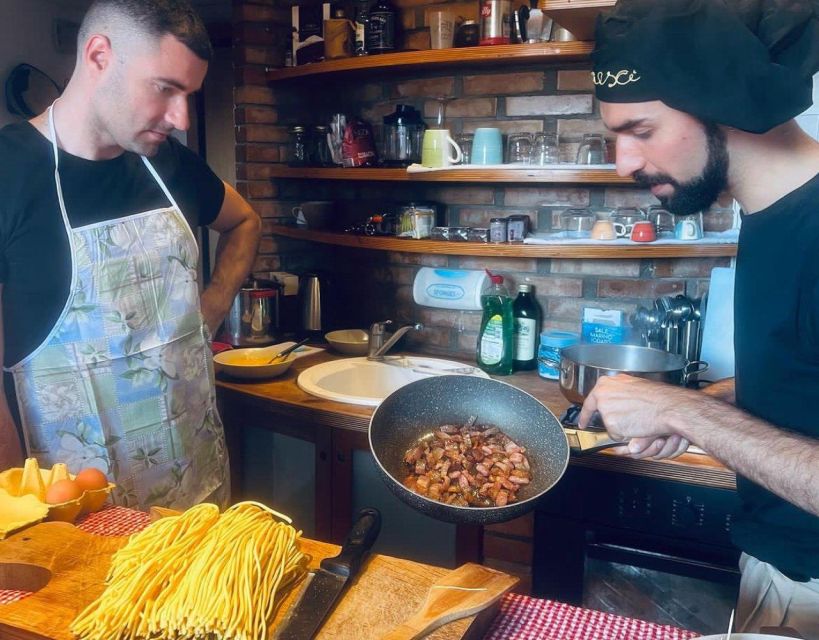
[320,507,381,579]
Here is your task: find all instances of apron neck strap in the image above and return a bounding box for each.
[46,102,182,215]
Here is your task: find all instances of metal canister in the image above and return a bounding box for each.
[479,0,511,45]
[489,217,508,243]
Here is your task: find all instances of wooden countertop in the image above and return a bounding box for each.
[216,348,736,491]
[0,521,489,640]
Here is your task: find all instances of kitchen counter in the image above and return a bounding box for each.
[216,347,736,491]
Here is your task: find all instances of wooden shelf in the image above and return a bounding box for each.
[269,226,738,259]
[268,165,633,184]
[267,41,594,81]
[542,0,615,40]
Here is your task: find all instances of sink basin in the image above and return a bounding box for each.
[297,356,489,406]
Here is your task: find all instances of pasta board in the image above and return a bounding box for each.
[0,522,503,639]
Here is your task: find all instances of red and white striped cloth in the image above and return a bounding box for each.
[0,507,698,640]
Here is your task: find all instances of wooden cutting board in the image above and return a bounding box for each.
[0,522,515,640]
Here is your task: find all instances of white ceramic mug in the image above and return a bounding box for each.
[674,213,704,240]
[421,129,462,168]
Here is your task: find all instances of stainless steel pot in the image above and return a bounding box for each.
[539,343,708,405]
[223,278,281,347]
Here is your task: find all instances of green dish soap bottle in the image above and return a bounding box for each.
[477,270,514,375]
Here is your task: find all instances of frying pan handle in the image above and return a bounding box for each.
[562,427,628,454]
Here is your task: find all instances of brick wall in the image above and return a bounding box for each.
[232,4,732,356]
[232,0,732,585]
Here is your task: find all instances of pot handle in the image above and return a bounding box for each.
[563,427,628,454]
[683,360,709,383]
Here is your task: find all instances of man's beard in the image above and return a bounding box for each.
[633,122,729,216]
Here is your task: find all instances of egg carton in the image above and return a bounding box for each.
[0,458,115,525]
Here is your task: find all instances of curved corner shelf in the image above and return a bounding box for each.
[268,165,632,184]
[269,226,738,259]
[267,41,594,82]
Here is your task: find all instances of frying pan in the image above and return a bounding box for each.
[368,375,620,525]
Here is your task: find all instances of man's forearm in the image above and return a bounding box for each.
[670,400,819,517]
[200,215,261,333]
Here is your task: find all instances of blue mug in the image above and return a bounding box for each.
[471,127,503,165]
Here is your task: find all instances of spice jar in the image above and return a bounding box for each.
[288,125,309,167]
[489,217,508,243]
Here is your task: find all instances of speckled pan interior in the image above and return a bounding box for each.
[369,375,570,525]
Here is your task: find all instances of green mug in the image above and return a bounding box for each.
[421,129,463,168]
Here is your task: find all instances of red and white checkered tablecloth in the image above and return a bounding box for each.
[0,507,698,640]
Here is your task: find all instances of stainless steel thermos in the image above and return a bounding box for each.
[223,278,281,346]
[479,0,511,45]
[301,274,324,333]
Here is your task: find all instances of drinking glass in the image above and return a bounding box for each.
[432,95,455,128]
[576,133,609,164]
[455,133,473,164]
[506,133,533,164]
[529,133,559,165]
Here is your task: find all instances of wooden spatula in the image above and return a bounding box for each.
[381,563,518,640]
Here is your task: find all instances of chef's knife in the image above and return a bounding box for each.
[275,507,381,640]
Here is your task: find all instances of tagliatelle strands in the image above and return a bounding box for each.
[70,502,308,640]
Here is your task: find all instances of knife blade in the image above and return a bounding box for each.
[275,507,381,640]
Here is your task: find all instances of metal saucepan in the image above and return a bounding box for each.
[539,343,708,405]
[368,375,620,525]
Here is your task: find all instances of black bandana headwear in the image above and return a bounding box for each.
[592,0,819,133]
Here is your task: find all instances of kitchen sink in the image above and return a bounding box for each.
[297,356,489,406]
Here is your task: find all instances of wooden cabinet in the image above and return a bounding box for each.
[218,389,483,567]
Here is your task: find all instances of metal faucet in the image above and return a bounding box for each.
[367,320,424,360]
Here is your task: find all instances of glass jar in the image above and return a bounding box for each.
[288,125,309,167]
[454,20,480,47]
[537,330,579,380]
[489,217,508,243]
[382,105,426,166]
[312,125,333,166]
[367,0,397,53]
[560,207,594,238]
[397,203,434,239]
[576,133,609,165]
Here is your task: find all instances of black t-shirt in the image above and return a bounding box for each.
[732,171,819,581]
[0,122,225,367]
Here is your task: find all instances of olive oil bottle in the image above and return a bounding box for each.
[476,271,514,375]
[512,284,542,370]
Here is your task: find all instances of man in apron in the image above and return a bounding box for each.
[0,0,261,510]
[578,0,819,635]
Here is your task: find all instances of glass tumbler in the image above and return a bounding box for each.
[455,133,474,164]
[530,133,560,165]
[506,133,533,164]
[576,133,609,165]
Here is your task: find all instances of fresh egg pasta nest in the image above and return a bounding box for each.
[70,501,309,640]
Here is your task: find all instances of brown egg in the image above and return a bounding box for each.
[45,479,83,504]
[75,467,109,492]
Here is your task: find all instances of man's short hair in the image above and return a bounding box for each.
[78,0,213,62]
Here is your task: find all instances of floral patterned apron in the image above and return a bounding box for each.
[6,105,229,510]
